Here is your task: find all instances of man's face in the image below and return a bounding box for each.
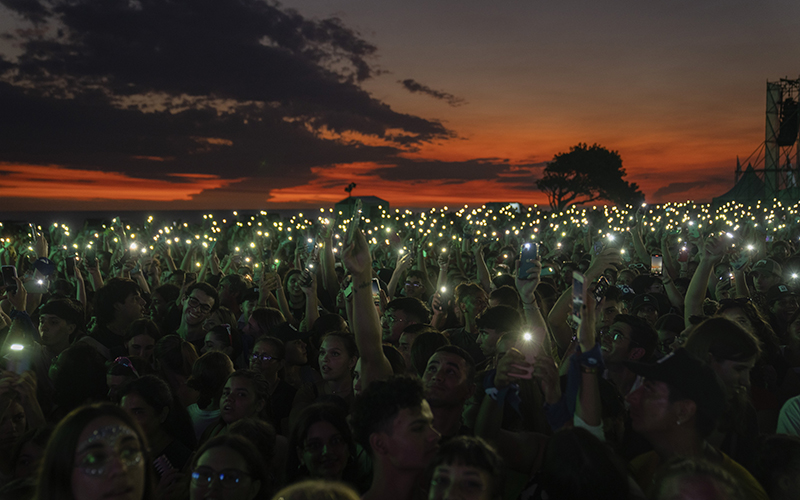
[423,351,473,409]
[398,332,420,374]
[38,314,74,349]
[404,278,426,299]
[753,271,781,294]
[382,309,414,344]
[597,298,625,333]
[636,305,659,327]
[625,379,680,435]
[116,292,145,323]
[381,401,440,471]
[460,293,488,321]
[477,327,502,357]
[182,289,215,327]
[602,322,637,365]
[771,295,799,323]
[217,279,237,307]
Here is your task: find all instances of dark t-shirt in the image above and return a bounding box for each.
[88,324,127,359]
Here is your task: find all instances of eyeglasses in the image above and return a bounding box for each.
[251,352,278,363]
[302,434,346,454]
[187,296,212,314]
[191,468,250,489]
[405,281,422,287]
[113,357,140,378]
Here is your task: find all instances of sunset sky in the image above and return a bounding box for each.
[1,0,799,212]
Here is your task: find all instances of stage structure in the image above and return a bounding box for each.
[715,77,800,206]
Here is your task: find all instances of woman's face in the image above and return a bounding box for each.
[71,416,146,500]
[298,420,349,480]
[202,332,230,355]
[190,446,260,500]
[126,334,155,361]
[429,462,493,500]
[220,377,263,425]
[120,393,163,438]
[720,308,755,335]
[711,356,757,393]
[0,401,25,448]
[285,339,308,366]
[250,341,282,377]
[203,311,225,332]
[287,273,304,297]
[318,336,356,382]
[14,440,44,479]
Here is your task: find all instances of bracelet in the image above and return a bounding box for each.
[580,365,599,374]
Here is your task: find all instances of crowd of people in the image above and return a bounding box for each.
[1,199,800,499]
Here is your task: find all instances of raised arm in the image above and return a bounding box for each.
[474,348,547,474]
[386,253,412,300]
[474,244,492,293]
[342,229,392,390]
[684,235,724,326]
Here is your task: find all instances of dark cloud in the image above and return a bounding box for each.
[400,79,466,107]
[0,0,49,23]
[372,158,539,182]
[0,0,455,187]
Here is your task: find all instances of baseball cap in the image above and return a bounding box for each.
[752,259,782,278]
[631,293,669,316]
[766,284,797,304]
[272,321,313,343]
[623,349,727,421]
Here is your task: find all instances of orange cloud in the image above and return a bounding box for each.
[0,163,244,202]
[267,162,553,207]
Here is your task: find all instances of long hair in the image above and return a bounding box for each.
[192,435,270,500]
[286,403,357,484]
[34,403,155,500]
[117,374,197,450]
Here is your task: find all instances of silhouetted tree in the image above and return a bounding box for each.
[536,143,643,211]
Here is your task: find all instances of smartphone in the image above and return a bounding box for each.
[510,332,536,379]
[5,344,30,374]
[518,242,539,279]
[571,272,585,325]
[541,266,556,277]
[306,240,315,254]
[371,278,381,306]
[1,266,18,293]
[592,241,604,256]
[66,255,76,275]
[344,282,354,298]
[650,255,663,276]
[766,235,774,243]
[85,251,98,268]
[346,199,363,246]
[593,276,610,304]
[678,247,689,263]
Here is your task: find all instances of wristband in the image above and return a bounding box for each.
[9,309,30,321]
[580,365,599,374]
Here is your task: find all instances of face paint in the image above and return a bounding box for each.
[74,425,143,476]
